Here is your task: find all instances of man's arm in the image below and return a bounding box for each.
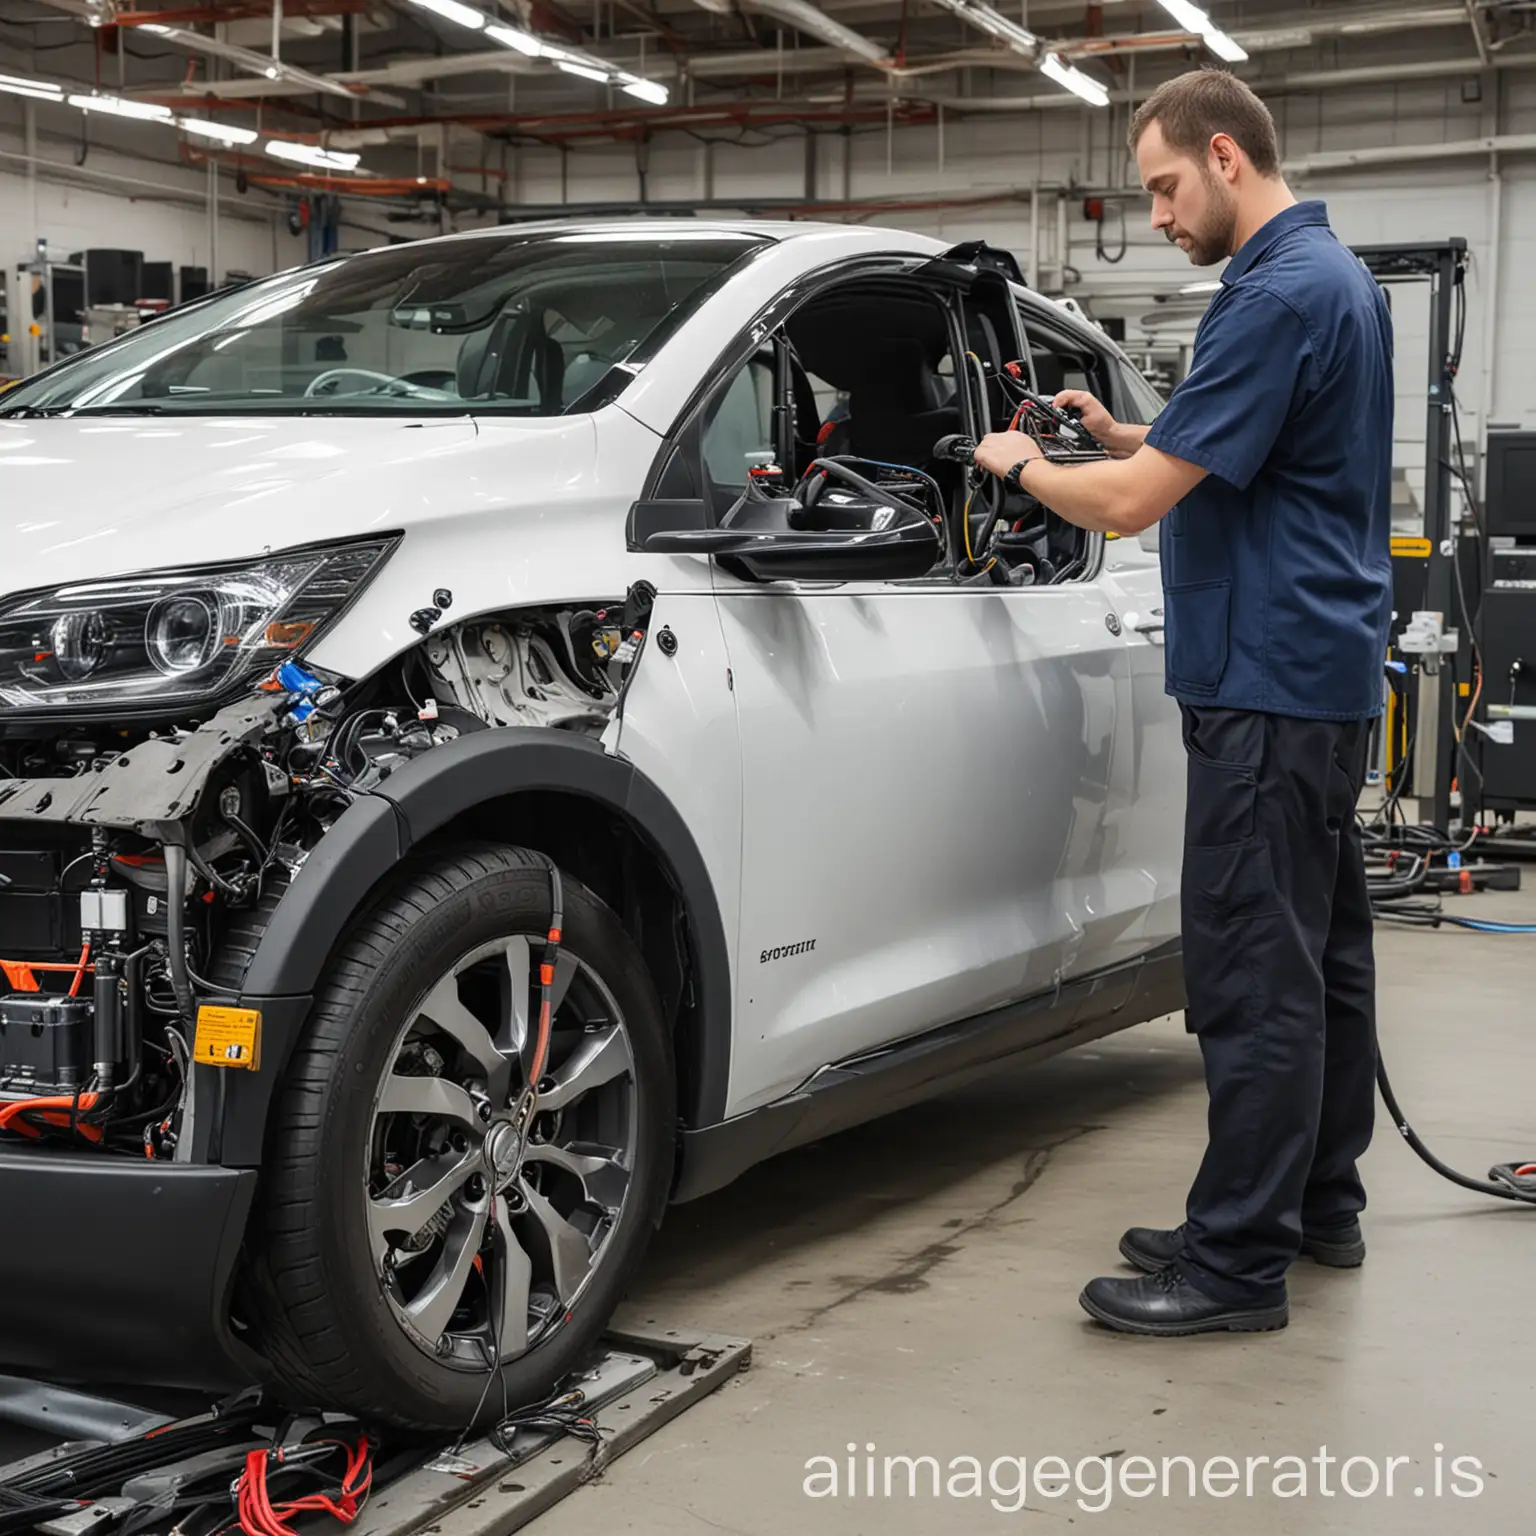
[971,433,1207,537]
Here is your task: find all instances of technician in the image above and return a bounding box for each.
[973,69,1395,1336]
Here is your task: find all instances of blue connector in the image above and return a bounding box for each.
[276,659,324,696]
[275,659,326,725]
[1447,850,1462,869]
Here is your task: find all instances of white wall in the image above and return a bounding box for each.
[0,102,306,285]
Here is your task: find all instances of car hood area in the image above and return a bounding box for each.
[0,414,597,599]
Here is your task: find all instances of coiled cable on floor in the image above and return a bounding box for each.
[1376,1056,1536,1206]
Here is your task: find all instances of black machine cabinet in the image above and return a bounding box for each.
[1473,435,1536,814]
[1476,552,1536,813]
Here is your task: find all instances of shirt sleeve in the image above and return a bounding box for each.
[1145,284,1315,491]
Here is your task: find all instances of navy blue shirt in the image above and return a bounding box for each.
[1145,201,1395,720]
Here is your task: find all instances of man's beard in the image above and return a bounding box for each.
[1170,174,1238,266]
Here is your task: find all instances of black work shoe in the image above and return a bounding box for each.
[1299,1224,1367,1268]
[1120,1222,1366,1274]
[1080,1267,1289,1337]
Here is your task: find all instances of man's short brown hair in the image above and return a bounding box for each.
[1129,69,1281,177]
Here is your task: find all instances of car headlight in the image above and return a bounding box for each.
[0,538,397,715]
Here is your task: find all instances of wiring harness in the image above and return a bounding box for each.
[233,1435,374,1536]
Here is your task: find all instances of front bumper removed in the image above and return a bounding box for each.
[0,1148,258,1388]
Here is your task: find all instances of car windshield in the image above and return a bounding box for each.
[0,229,770,418]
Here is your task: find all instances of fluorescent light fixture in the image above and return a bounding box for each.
[1156,0,1208,26]
[138,22,171,33]
[179,117,259,146]
[931,0,1036,52]
[1180,280,1222,294]
[1153,1,1248,63]
[621,77,669,105]
[68,93,174,122]
[0,74,62,100]
[1039,52,1110,107]
[1203,29,1247,62]
[929,0,1038,54]
[264,139,361,171]
[486,23,542,56]
[929,0,1109,103]
[557,60,610,83]
[407,0,486,30]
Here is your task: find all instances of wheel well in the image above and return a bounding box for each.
[428,790,706,1128]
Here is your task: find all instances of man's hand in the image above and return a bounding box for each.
[1053,389,1119,441]
[1053,390,1149,459]
[973,430,1042,480]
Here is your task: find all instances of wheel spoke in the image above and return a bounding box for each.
[502,936,533,1059]
[403,1203,489,1346]
[521,1142,629,1212]
[368,1151,478,1257]
[377,1072,482,1126]
[503,941,580,1076]
[417,976,510,1103]
[546,950,579,1019]
[492,1194,533,1356]
[518,1179,596,1305]
[536,1025,631,1113]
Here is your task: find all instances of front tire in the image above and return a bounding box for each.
[243,843,674,1429]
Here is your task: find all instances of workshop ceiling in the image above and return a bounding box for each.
[0,1,1532,199]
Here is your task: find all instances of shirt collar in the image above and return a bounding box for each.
[1220,200,1331,286]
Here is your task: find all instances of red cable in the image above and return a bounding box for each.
[0,1093,102,1142]
[236,1438,373,1536]
[68,941,90,998]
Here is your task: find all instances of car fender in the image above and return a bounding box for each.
[217,727,732,1166]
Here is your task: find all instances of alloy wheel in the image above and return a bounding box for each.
[365,933,638,1369]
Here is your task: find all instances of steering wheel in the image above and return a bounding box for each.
[304,367,403,398]
[794,457,949,560]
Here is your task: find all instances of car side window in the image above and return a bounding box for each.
[1110,359,1169,554]
[701,351,776,504]
[1115,360,1167,427]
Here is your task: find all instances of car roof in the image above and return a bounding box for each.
[356,216,945,255]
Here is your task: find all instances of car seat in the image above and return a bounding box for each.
[456,313,566,407]
[836,337,961,469]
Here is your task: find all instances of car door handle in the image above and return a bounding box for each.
[1132,607,1164,635]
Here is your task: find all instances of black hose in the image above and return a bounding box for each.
[161,843,198,1027]
[1377,1054,1536,1205]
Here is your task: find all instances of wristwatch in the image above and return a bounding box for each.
[1004,459,1034,493]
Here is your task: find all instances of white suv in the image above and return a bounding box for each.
[0,220,1183,1428]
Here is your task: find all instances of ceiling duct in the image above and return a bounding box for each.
[690,0,891,66]
[135,23,366,99]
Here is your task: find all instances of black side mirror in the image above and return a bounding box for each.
[638,473,939,583]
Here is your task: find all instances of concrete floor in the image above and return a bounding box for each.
[537,884,1536,1536]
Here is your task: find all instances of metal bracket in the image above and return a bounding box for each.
[356,1325,751,1536]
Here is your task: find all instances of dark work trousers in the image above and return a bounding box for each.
[1175,705,1378,1307]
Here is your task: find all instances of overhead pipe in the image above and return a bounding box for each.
[28,0,380,100]
[689,0,891,66]
[1285,131,1536,175]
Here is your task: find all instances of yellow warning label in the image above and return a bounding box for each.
[1391,536,1432,558]
[194,1006,262,1071]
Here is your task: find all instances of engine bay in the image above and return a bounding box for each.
[0,595,649,1158]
